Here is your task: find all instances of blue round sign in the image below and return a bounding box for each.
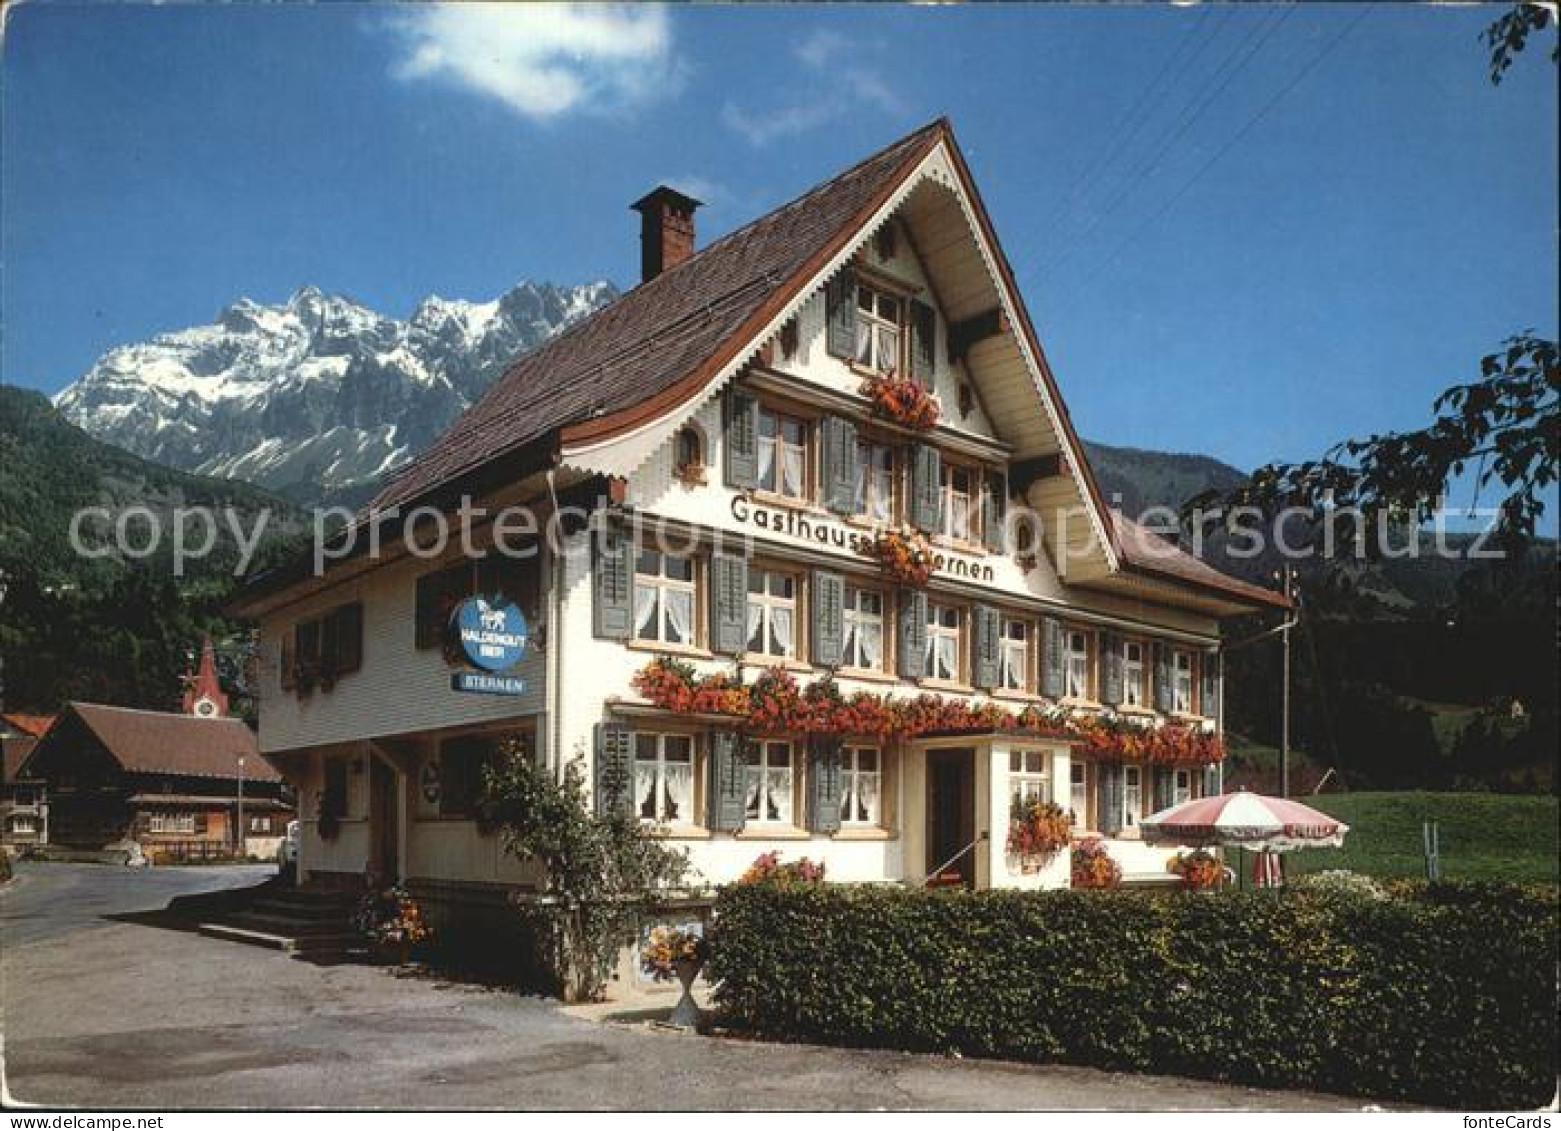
[452,596,529,673]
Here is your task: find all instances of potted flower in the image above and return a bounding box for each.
[1070,837,1123,889]
[355,884,433,965]
[1168,849,1224,891]
[862,528,935,588]
[641,923,710,1028]
[738,850,826,885]
[860,372,941,431]
[1006,797,1071,873]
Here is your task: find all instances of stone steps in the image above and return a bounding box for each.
[197,921,362,957]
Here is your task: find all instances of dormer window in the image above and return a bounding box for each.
[674,425,706,485]
[855,284,903,376]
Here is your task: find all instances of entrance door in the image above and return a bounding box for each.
[925,748,976,887]
[367,753,399,883]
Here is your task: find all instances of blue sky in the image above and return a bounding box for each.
[3,3,1556,492]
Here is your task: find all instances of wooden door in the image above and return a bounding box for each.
[925,748,975,887]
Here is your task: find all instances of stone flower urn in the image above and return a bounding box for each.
[669,955,704,1029]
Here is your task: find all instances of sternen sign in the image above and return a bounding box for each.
[449,595,529,694]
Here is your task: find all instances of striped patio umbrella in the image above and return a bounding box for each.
[1140,789,1349,854]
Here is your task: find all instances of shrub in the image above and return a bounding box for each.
[708,881,1558,1108]
[1291,869,1389,901]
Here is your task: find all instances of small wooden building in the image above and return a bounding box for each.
[19,702,291,862]
[1,713,55,847]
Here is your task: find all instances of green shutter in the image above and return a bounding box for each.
[972,605,1000,690]
[825,266,856,359]
[1096,762,1123,837]
[1201,650,1221,718]
[593,531,633,640]
[1202,764,1222,798]
[1100,633,1124,707]
[909,444,942,532]
[806,739,844,834]
[1152,767,1174,813]
[1153,643,1174,713]
[820,415,859,514]
[982,473,1005,552]
[1041,616,1065,699]
[909,298,935,382]
[710,551,748,655]
[898,589,928,679]
[811,570,846,668]
[724,389,760,489]
[594,722,635,818]
[708,731,748,832]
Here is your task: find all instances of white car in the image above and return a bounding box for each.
[277,820,299,869]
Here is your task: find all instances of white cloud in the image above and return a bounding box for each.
[723,26,902,146]
[388,4,677,121]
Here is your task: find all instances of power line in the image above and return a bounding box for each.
[1078,6,1374,295]
[1046,4,1296,279]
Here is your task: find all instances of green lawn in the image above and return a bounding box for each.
[1281,791,1558,884]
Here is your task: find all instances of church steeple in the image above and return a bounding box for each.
[182,637,229,719]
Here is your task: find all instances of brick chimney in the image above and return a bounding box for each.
[631,186,702,282]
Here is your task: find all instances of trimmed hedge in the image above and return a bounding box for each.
[709,881,1558,1108]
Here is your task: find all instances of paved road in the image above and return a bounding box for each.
[1,862,1374,1110]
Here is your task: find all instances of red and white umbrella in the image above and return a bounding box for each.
[1140,789,1349,854]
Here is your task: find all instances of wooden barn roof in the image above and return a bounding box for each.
[46,702,273,783]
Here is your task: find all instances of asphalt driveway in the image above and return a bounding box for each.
[1,862,1373,1110]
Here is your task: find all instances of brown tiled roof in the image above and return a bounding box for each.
[3,735,38,782]
[127,793,294,811]
[370,120,947,513]
[63,702,274,782]
[1,713,56,739]
[1110,511,1290,609]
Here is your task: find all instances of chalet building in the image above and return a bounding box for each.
[2,713,55,847]
[20,693,291,862]
[234,120,1285,924]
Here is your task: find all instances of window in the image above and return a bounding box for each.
[1124,641,1145,708]
[675,426,705,477]
[1174,651,1195,714]
[634,551,696,645]
[1122,765,1143,828]
[437,733,520,818]
[942,464,977,542]
[854,283,902,375]
[249,815,273,834]
[842,586,886,672]
[1009,749,1049,806]
[1069,763,1088,825]
[744,740,794,825]
[924,602,962,682]
[1065,629,1092,699]
[757,407,807,499]
[854,439,895,521]
[149,812,195,835]
[634,733,695,824]
[322,758,348,822]
[1173,768,1192,807]
[746,569,798,659]
[415,558,539,650]
[840,746,881,826]
[11,815,36,835]
[1000,617,1030,692]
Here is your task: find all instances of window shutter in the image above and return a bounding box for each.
[709,551,748,655]
[981,473,1005,553]
[594,722,635,818]
[279,633,296,692]
[334,603,363,676]
[1153,644,1174,713]
[723,389,760,489]
[708,731,748,832]
[909,299,936,382]
[806,739,844,834]
[1152,767,1174,813]
[820,415,859,514]
[1201,650,1221,718]
[1202,764,1222,798]
[825,266,857,359]
[897,589,928,679]
[294,619,321,693]
[972,605,1000,690]
[1041,616,1065,699]
[194,811,209,836]
[1100,634,1124,707]
[592,531,633,640]
[811,570,846,668]
[1096,762,1123,837]
[909,444,942,532]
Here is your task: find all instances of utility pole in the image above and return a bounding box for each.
[236,757,246,859]
[1280,565,1294,799]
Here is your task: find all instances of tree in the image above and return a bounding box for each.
[1193,335,1559,556]
[479,746,692,1001]
[1484,2,1558,84]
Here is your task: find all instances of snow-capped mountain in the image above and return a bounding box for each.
[53,280,618,500]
